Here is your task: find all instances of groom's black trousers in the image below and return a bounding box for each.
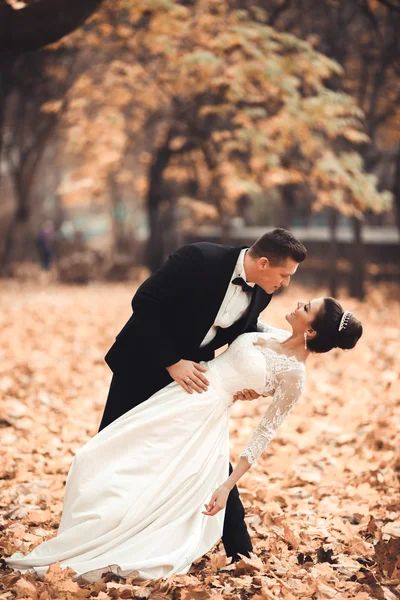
[99,374,253,562]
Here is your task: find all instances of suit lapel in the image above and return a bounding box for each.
[244,285,270,326]
[192,245,246,345]
[206,286,272,350]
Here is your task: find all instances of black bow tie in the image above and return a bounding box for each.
[232,276,254,293]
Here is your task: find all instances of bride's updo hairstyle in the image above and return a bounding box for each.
[307,298,362,354]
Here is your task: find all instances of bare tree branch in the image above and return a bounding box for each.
[0,0,104,51]
[376,0,400,13]
[267,0,293,26]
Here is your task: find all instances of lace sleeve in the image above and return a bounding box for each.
[240,368,306,465]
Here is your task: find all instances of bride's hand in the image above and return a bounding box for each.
[202,485,230,517]
[233,389,259,402]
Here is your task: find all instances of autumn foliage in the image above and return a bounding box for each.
[60,0,391,220]
[1,0,395,283]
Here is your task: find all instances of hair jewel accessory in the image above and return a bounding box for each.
[338,310,352,332]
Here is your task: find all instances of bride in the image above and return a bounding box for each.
[5,297,362,583]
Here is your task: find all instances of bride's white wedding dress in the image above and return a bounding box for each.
[6,326,305,583]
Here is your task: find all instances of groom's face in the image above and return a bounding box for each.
[253,257,299,293]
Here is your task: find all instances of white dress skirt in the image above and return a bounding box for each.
[6,329,305,583]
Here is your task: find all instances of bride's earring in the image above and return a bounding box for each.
[304,332,307,349]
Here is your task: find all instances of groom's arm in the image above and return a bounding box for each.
[130,244,205,368]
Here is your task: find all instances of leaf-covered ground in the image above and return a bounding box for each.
[0,281,399,600]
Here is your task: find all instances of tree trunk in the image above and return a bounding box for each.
[163,198,183,258]
[1,135,46,267]
[108,173,126,255]
[348,216,365,299]
[0,53,16,167]
[198,141,230,244]
[2,93,60,267]
[0,169,32,267]
[146,131,173,273]
[392,144,400,235]
[1,216,17,271]
[210,176,230,245]
[218,210,231,246]
[328,207,338,297]
[279,184,295,229]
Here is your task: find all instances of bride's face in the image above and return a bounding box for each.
[285,298,325,334]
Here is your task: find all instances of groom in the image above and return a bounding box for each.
[99,227,307,561]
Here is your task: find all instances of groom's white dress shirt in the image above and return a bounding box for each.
[200,248,266,348]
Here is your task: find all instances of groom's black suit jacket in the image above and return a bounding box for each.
[104,242,272,417]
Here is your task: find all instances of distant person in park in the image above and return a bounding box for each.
[6,230,362,582]
[35,220,55,271]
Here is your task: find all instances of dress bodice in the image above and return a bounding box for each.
[207,325,306,464]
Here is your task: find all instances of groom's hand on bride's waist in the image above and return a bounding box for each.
[166,359,209,394]
[233,389,259,402]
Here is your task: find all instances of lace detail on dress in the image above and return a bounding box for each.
[240,338,306,465]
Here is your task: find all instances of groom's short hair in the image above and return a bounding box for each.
[249,228,307,266]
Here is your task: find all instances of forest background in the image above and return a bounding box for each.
[0,1,399,599]
[0,0,399,297]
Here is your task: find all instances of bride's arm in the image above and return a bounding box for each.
[203,368,306,517]
[239,368,305,465]
[202,456,250,517]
